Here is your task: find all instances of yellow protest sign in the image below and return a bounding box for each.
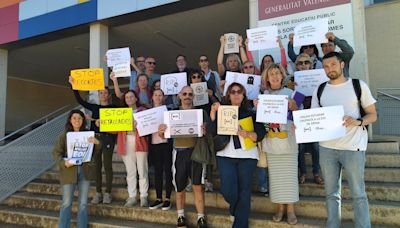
[70,68,105,91]
[99,108,133,132]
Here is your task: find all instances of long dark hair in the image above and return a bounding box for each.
[224,82,248,110]
[65,109,86,132]
[121,90,140,108]
[189,69,206,84]
[260,54,275,74]
[300,44,320,59]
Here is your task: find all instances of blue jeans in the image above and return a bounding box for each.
[319,147,371,228]
[257,167,269,192]
[217,157,257,228]
[298,142,320,176]
[59,166,90,228]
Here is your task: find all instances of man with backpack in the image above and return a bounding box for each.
[311,52,377,228]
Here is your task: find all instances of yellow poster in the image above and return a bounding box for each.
[99,108,133,132]
[70,68,105,91]
[238,116,257,150]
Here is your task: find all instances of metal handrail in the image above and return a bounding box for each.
[0,105,72,143]
[377,91,400,102]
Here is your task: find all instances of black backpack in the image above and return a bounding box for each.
[317,79,367,128]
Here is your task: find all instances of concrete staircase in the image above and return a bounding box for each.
[0,141,399,227]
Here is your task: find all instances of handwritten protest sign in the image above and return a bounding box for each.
[293,106,345,144]
[113,61,131,77]
[191,82,209,106]
[106,47,131,67]
[217,105,239,135]
[256,94,288,124]
[70,68,105,91]
[99,108,133,132]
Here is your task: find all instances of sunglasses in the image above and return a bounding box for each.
[146,62,156,65]
[296,61,311,66]
[182,92,193,97]
[230,89,242,95]
[191,75,202,79]
[199,59,208,62]
[243,65,254,69]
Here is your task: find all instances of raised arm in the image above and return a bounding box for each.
[130,57,142,74]
[109,72,123,99]
[287,33,297,63]
[217,35,226,75]
[278,38,288,69]
[69,76,96,110]
[239,35,248,63]
[327,32,354,63]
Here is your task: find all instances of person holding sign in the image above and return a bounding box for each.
[258,64,299,225]
[158,86,210,228]
[311,52,377,228]
[148,89,174,211]
[68,77,117,205]
[290,53,324,186]
[190,69,219,114]
[217,35,247,93]
[111,89,150,208]
[288,33,323,70]
[52,110,100,228]
[210,83,266,228]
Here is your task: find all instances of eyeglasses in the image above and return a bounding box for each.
[182,92,193,97]
[146,62,156,65]
[230,89,242,95]
[191,75,202,79]
[296,61,311,66]
[303,45,314,49]
[199,59,208,62]
[243,65,254,69]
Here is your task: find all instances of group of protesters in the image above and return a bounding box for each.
[52,30,377,228]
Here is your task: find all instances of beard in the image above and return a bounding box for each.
[327,70,342,80]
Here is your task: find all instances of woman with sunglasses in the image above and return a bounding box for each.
[290,54,324,186]
[52,109,100,228]
[259,63,299,225]
[287,33,323,70]
[109,75,150,208]
[210,83,266,228]
[189,69,219,114]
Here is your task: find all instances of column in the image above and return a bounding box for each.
[89,23,109,104]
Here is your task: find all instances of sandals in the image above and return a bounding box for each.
[272,211,284,223]
[299,175,306,184]
[287,212,298,225]
[314,175,324,185]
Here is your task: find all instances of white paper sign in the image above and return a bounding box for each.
[223,71,261,100]
[191,82,209,106]
[294,69,329,96]
[256,94,288,124]
[106,47,131,67]
[294,19,329,47]
[164,109,203,138]
[246,26,279,51]
[293,106,346,144]
[66,131,95,165]
[160,72,188,95]
[134,105,167,137]
[113,61,131,77]
[224,33,239,54]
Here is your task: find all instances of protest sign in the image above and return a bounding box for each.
[99,108,133,132]
[70,68,105,91]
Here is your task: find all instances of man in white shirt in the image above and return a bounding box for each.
[311,52,377,228]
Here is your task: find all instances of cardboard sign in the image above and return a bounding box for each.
[70,68,105,91]
[224,33,239,54]
[191,82,209,106]
[163,109,203,138]
[217,105,239,135]
[99,108,133,132]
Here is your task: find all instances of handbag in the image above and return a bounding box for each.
[257,140,268,168]
[213,135,230,152]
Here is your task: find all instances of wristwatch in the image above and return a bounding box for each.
[357,118,363,126]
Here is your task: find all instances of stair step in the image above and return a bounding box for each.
[366,141,399,154]
[14,184,400,226]
[37,170,400,202]
[0,205,172,228]
[2,192,330,228]
[303,153,400,168]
